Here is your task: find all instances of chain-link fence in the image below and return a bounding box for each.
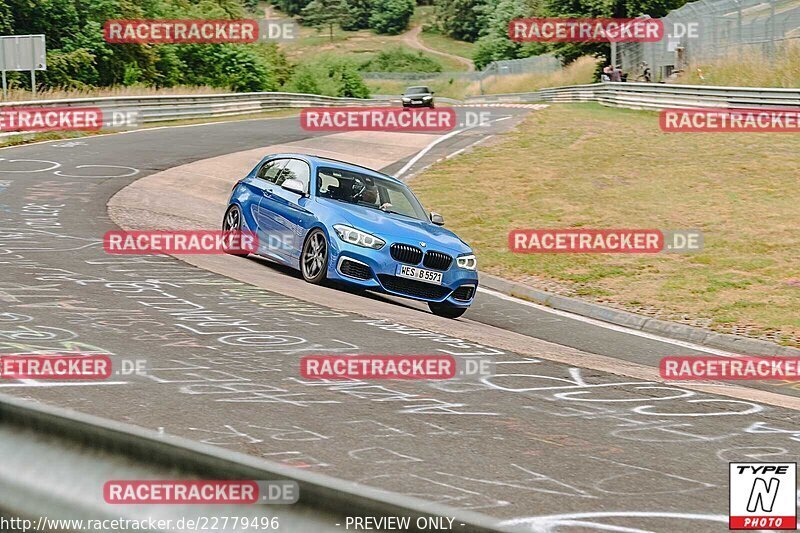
[361,54,561,82]
[619,0,800,82]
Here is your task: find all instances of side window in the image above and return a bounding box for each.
[384,186,415,214]
[276,159,310,192]
[257,159,288,183]
[318,171,339,196]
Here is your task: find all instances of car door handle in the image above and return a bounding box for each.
[263,189,273,197]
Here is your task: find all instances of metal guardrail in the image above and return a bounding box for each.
[0,92,397,128]
[0,394,512,532]
[1,83,797,133]
[466,81,800,110]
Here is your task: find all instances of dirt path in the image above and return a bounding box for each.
[400,25,475,72]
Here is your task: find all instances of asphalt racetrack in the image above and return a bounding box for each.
[1,109,798,532]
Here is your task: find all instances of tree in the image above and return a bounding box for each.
[434,0,487,42]
[0,0,13,34]
[341,0,373,30]
[472,0,545,69]
[543,0,690,63]
[368,0,414,34]
[301,0,349,40]
[39,48,97,88]
[271,0,313,16]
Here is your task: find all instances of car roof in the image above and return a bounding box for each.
[264,153,404,185]
[405,86,430,91]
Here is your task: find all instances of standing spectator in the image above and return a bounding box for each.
[601,65,612,82]
[611,65,622,82]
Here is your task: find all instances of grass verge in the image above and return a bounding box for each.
[411,103,800,345]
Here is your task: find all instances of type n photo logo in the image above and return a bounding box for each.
[729,463,796,530]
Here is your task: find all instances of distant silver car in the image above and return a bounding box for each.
[402,86,435,108]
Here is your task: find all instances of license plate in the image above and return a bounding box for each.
[397,265,442,285]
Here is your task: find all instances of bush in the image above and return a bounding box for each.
[368,0,414,34]
[38,48,98,89]
[360,47,443,72]
[179,44,278,92]
[285,56,370,97]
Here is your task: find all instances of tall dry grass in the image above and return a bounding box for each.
[366,78,472,100]
[467,56,598,95]
[1,85,226,102]
[678,41,800,87]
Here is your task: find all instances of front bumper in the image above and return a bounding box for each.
[327,239,478,307]
[402,100,434,108]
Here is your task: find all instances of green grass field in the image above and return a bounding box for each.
[280,8,471,72]
[411,103,800,345]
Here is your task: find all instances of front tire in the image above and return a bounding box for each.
[301,229,328,284]
[428,302,467,319]
[222,205,244,255]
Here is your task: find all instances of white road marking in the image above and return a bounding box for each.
[395,126,471,178]
[397,113,522,178]
[477,287,741,357]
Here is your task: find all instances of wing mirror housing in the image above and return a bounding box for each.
[282,178,307,196]
[430,212,445,226]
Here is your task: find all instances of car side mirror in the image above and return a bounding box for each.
[282,178,307,196]
[430,212,445,226]
[431,91,435,95]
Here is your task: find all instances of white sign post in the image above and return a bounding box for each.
[0,34,47,99]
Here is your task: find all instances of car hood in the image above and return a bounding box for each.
[323,200,470,254]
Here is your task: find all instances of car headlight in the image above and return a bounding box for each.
[423,95,432,100]
[333,225,385,250]
[457,254,477,270]
[402,97,411,102]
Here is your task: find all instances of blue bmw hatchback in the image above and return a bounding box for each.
[224,153,478,318]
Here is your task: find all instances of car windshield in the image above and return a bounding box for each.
[404,87,430,95]
[316,166,428,221]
